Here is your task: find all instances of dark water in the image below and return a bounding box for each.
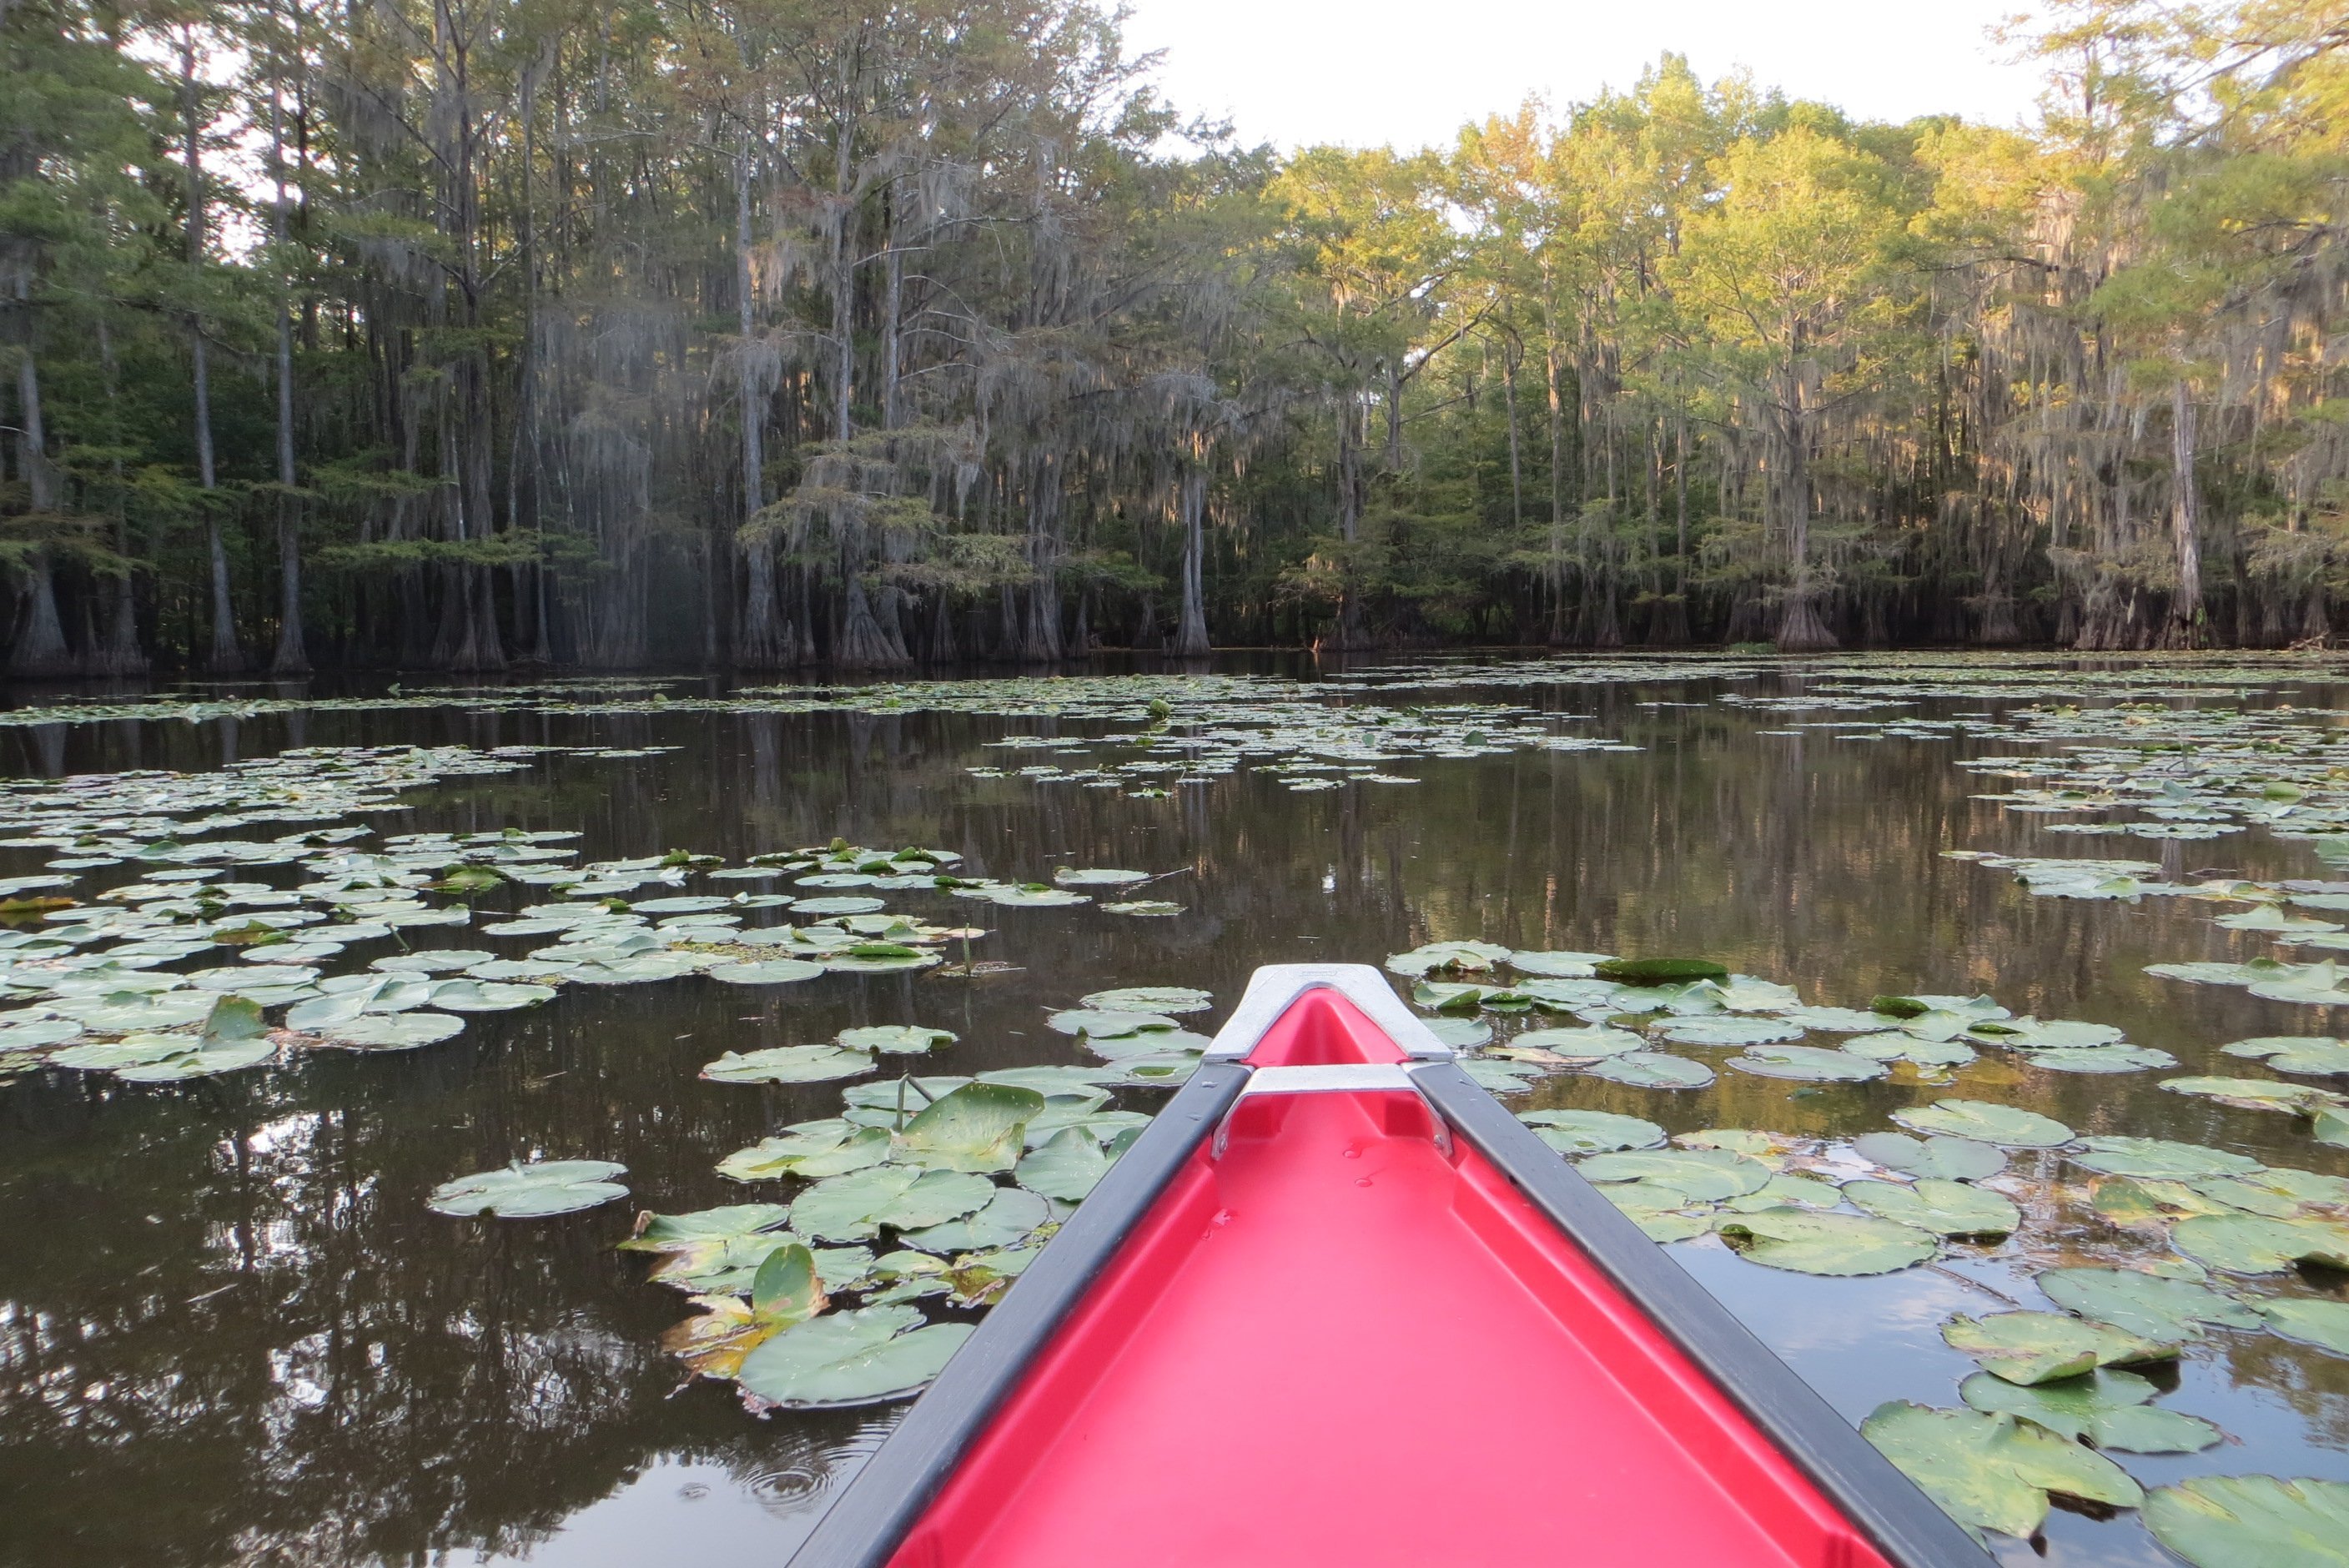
[1,661,2345,1568]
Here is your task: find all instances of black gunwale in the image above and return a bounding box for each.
[786,1001,1992,1568]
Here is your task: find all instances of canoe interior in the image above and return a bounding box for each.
[888,988,1894,1568]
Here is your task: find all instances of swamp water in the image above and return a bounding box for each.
[0,652,2345,1568]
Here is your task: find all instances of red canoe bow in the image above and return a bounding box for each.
[786,964,1989,1568]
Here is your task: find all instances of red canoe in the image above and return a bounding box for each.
[787,964,1988,1568]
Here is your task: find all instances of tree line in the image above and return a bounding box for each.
[3,0,2345,675]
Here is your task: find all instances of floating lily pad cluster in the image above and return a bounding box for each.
[626,984,1212,1411]
[1387,940,2178,1094]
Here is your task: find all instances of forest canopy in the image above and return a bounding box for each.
[3,0,2346,673]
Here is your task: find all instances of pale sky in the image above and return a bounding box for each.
[1120,0,2050,151]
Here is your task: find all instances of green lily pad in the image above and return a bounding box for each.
[1594,957,1728,985]
[1456,1055,1538,1092]
[1423,1016,1493,1049]
[1717,1208,1938,1275]
[1585,1051,1713,1088]
[1971,1018,2125,1050]
[717,1124,891,1182]
[1723,1173,1845,1212]
[837,1024,958,1055]
[1892,1100,2072,1148]
[429,1159,629,1218]
[790,896,888,916]
[2172,1213,2349,1274]
[2322,1106,2349,1148]
[2256,1298,2349,1355]
[735,1304,973,1409]
[2026,1044,2177,1073]
[1102,900,1185,917]
[1015,1126,1122,1201]
[702,1045,874,1084]
[317,1012,466,1051]
[619,1203,792,1252]
[1656,1015,1805,1048]
[2222,1037,2349,1078]
[1386,940,1513,977]
[1844,1179,2020,1239]
[2072,1137,2265,1179]
[2037,1267,2262,1340]
[1942,1312,2175,1385]
[1853,1132,2008,1181]
[708,958,827,985]
[1506,949,1612,977]
[430,979,557,1013]
[1842,1032,1979,1068]
[788,1167,994,1242]
[1580,1148,1772,1200]
[1728,1043,1888,1082]
[1518,1109,1664,1154]
[2145,1475,2349,1568]
[1960,1369,2223,1452]
[2162,1077,2345,1116]
[1860,1400,2143,1540]
[1047,1008,1176,1039]
[1513,1025,1644,1058]
[1079,986,1212,1014]
[899,1187,1053,1252]
[1053,867,1149,886]
[890,1083,1045,1173]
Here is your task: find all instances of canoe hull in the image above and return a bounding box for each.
[788,967,1990,1568]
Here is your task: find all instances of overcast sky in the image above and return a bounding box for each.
[1119,0,2050,151]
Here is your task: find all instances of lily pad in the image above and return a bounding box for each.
[2162,1076,2345,1116]
[430,979,557,1013]
[1594,957,1728,985]
[1892,1100,2072,1148]
[890,1083,1045,1173]
[734,1304,973,1409]
[1728,1043,1888,1082]
[1581,1148,1772,1200]
[1844,1179,2020,1239]
[1506,949,1612,977]
[2028,1043,2178,1073]
[1386,940,1513,977]
[2144,1475,2349,1568]
[428,1159,629,1218]
[1961,1369,2223,1452]
[1659,1016,1808,1048]
[2256,1298,2349,1355]
[1513,1025,1644,1058]
[2037,1267,2262,1340]
[788,1167,994,1242]
[1585,1052,1713,1089]
[717,1124,891,1182]
[2222,1037,2349,1078]
[1942,1312,2174,1385]
[707,958,827,985]
[1715,1208,1939,1275]
[1016,1126,1122,1200]
[1047,1008,1176,1039]
[899,1187,1052,1252]
[317,1012,466,1051]
[1052,867,1149,886]
[1518,1109,1665,1154]
[2072,1137,2265,1179]
[702,1045,874,1084]
[2171,1213,2349,1274]
[1860,1400,2142,1540]
[1842,1032,1978,1068]
[838,1024,958,1055]
[1853,1132,2008,1181]
[1079,986,1212,1014]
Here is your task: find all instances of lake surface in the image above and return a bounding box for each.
[2,652,2346,1568]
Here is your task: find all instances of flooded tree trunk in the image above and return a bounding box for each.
[268,78,309,678]
[735,153,789,670]
[1773,374,1838,653]
[8,331,77,677]
[2163,381,2202,648]
[1174,463,1210,656]
[1333,408,1366,650]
